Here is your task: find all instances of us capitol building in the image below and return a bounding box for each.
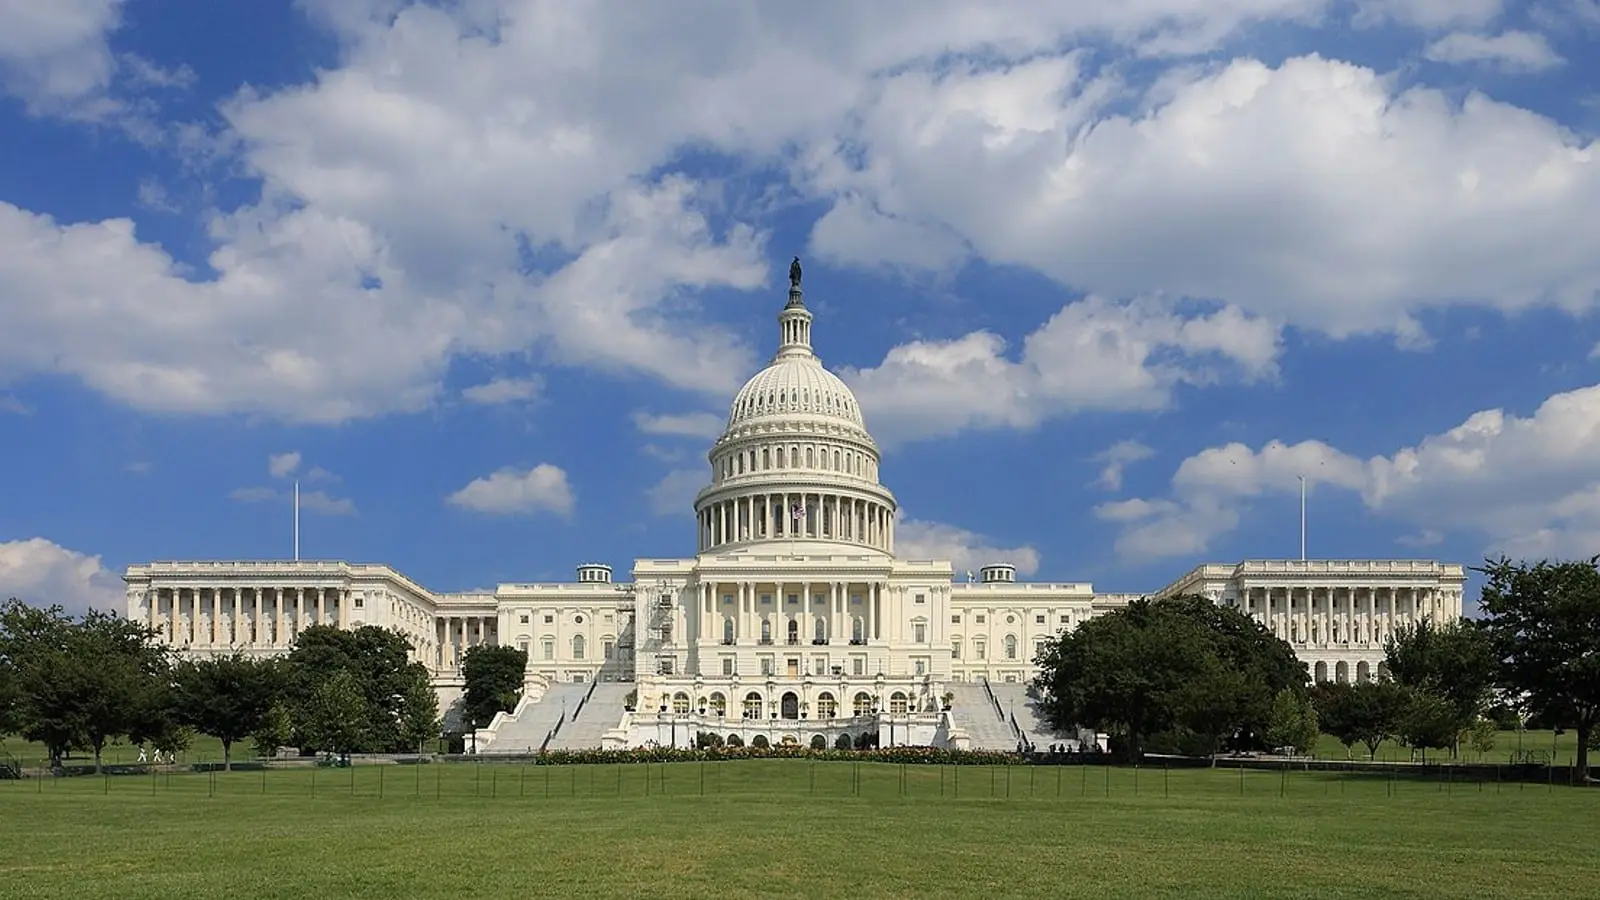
[123,263,1467,752]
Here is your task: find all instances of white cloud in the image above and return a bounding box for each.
[0,394,29,415]
[1352,0,1505,29]
[0,0,123,114]
[447,464,574,516]
[5,6,1595,434]
[843,296,1279,445]
[227,485,356,515]
[646,469,704,517]
[1101,382,1600,561]
[814,53,1600,346]
[632,411,725,441]
[462,376,543,405]
[1093,440,1156,490]
[0,537,124,615]
[1424,31,1564,72]
[268,451,302,479]
[895,515,1040,576]
[1398,529,1444,547]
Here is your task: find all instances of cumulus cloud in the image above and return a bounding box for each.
[268,451,302,479]
[447,464,574,515]
[1100,381,1600,561]
[895,515,1040,576]
[844,296,1279,445]
[5,4,1596,439]
[1093,440,1156,491]
[646,469,704,517]
[1424,31,1564,72]
[633,412,725,441]
[230,452,353,512]
[0,537,124,615]
[463,376,543,405]
[0,0,123,114]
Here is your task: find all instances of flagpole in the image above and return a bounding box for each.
[294,479,301,562]
[1297,475,1306,561]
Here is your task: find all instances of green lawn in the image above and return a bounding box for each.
[0,759,1594,899]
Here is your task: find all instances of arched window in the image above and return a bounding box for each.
[572,634,586,660]
[743,692,763,720]
[709,692,727,716]
[777,447,786,467]
[1003,635,1017,659]
[723,617,734,644]
[814,617,826,643]
[762,448,770,469]
[737,455,745,474]
[834,449,841,470]
[786,619,799,644]
[672,692,691,714]
[852,692,873,716]
[817,692,837,719]
[889,692,908,715]
[761,619,772,643]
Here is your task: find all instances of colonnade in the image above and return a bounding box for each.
[437,615,497,670]
[1240,585,1450,647]
[698,492,892,552]
[692,580,885,646]
[142,585,348,649]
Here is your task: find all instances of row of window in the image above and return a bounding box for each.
[669,689,913,718]
[717,442,875,481]
[949,635,1046,661]
[516,611,618,626]
[514,634,621,661]
[714,655,931,677]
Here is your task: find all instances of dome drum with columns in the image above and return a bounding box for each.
[125,259,1469,753]
[695,278,896,556]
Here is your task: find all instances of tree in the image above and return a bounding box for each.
[283,625,436,753]
[0,601,78,764]
[65,611,172,773]
[1476,555,1600,782]
[395,672,441,753]
[459,645,527,730]
[1265,688,1319,755]
[251,703,293,759]
[297,670,371,756]
[1466,718,1498,760]
[1394,688,1459,762]
[1384,619,1494,757]
[1312,679,1407,760]
[170,654,284,770]
[1035,596,1307,761]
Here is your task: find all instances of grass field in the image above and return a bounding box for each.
[0,728,1586,768]
[1,759,1595,899]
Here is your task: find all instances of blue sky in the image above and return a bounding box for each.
[4,0,1600,613]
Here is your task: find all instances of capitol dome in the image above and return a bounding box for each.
[692,262,897,556]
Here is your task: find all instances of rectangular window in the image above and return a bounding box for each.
[760,657,773,676]
[852,657,865,676]
[787,594,799,605]
[1035,614,1045,624]
[915,593,926,604]
[760,594,772,605]
[951,615,961,624]
[1060,615,1069,624]
[813,657,827,675]
[518,640,529,652]
[604,613,613,623]
[519,613,530,625]
[603,641,615,660]
[975,615,986,624]
[722,657,734,675]
[913,623,926,643]
[786,658,800,677]
[541,640,554,661]
[1035,640,1046,658]
[543,614,554,624]
[573,672,587,683]
[914,659,926,676]
[951,640,961,659]
[354,597,364,609]
[659,659,675,675]
[975,641,986,660]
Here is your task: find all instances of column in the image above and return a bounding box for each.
[802,581,811,645]
[338,589,350,629]
[317,588,327,626]
[272,588,283,647]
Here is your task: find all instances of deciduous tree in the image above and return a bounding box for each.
[459,645,527,730]
[284,625,436,753]
[1265,687,1319,755]
[297,669,370,757]
[170,654,283,769]
[1035,596,1307,761]
[1384,619,1494,757]
[1477,555,1600,782]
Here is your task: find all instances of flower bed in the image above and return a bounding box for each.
[529,746,1023,766]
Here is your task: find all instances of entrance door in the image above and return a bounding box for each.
[781,692,799,719]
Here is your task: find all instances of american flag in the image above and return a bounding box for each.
[791,503,805,523]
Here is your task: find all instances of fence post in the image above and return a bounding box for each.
[379,763,385,799]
